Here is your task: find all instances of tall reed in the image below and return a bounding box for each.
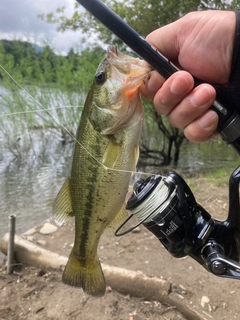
[0,81,85,160]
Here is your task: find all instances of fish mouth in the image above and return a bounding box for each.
[98,46,152,135]
[107,46,152,99]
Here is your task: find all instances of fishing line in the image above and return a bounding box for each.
[130,178,175,223]
[0,64,151,177]
[0,106,80,118]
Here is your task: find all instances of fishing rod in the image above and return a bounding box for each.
[76,0,240,155]
[77,0,240,281]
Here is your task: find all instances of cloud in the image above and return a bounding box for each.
[0,0,84,53]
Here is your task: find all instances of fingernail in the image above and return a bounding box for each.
[170,75,190,94]
[190,86,212,107]
[198,111,218,130]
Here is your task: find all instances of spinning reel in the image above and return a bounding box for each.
[116,166,240,280]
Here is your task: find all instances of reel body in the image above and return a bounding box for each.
[116,166,240,279]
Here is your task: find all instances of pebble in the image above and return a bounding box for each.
[132,227,141,233]
[132,226,141,233]
[39,222,58,235]
[26,236,35,242]
[23,228,36,236]
[201,296,210,308]
[36,240,47,246]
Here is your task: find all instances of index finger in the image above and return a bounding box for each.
[140,70,165,100]
[146,21,181,61]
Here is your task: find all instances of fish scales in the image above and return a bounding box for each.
[53,46,151,296]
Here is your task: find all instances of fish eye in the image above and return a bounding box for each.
[95,71,105,84]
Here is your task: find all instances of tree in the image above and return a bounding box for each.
[0,41,23,83]
[38,0,240,50]
[140,99,185,167]
[0,39,104,90]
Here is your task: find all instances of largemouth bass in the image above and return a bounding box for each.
[53,46,151,297]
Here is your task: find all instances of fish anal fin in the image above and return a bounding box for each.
[62,250,106,297]
[53,178,74,226]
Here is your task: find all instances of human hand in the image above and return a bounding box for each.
[141,11,236,142]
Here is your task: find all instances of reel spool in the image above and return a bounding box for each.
[115,172,214,258]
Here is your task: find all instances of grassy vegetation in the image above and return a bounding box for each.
[203,167,234,185]
[0,82,85,158]
[187,164,239,196]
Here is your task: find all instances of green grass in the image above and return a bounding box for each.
[187,165,239,192]
[203,167,232,186]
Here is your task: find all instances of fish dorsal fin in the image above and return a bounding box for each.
[53,178,74,226]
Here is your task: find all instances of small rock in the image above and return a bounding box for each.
[26,236,35,242]
[132,226,141,233]
[23,228,36,236]
[106,286,112,293]
[37,240,47,246]
[40,223,58,235]
[179,284,186,290]
[63,242,68,248]
[201,296,210,308]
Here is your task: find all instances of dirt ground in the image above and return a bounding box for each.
[1,175,240,320]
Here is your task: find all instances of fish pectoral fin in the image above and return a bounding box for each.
[132,145,139,168]
[53,178,74,226]
[62,250,106,297]
[102,139,122,168]
[105,203,129,236]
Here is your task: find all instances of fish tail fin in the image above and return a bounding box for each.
[62,250,106,297]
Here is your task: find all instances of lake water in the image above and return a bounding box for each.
[0,134,72,238]
[0,84,239,240]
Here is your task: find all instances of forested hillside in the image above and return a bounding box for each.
[0,40,104,91]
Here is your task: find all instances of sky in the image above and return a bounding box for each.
[0,0,85,54]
